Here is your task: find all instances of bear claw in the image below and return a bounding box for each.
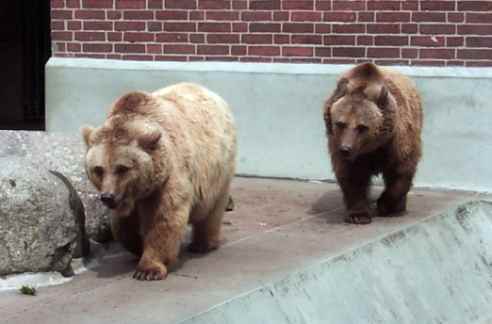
[345,212,372,225]
[133,266,167,281]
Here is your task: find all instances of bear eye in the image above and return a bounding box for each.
[356,125,369,133]
[335,121,347,129]
[92,166,104,178]
[114,165,130,175]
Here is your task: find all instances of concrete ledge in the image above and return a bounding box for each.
[47,58,492,78]
[46,58,492,191]
[183,199,492,324]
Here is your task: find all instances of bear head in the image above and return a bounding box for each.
[81,92,164,216]
[325,63,396,161]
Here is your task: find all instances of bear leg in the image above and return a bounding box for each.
[225,195,235,212]
[111,211,142,256]
[338,171,372,225]
[378,172,413,216]
[133,204,190,281]
[189,192,229,253]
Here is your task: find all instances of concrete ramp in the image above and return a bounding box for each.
[1,178,491,324]
[182,200,492,324]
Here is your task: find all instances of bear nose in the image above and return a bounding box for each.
[339,145,352,157]
[100,192,117,209]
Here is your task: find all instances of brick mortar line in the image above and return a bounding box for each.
[51,22,489,26]
[60,50,492,61]
[54,52,492,65]
[56,42,491,51]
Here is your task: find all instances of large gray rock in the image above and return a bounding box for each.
[0,131,111,242]
[0,159,81,275]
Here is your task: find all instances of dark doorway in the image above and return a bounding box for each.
[0,0,51,130]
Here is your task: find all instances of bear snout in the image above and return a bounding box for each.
[100,192,117,209]
[339,144,353,158]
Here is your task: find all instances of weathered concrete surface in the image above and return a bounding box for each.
[1,178,488,324]
[183,201,492,324]
[0,160,81,276]
[0,130,111,242]
[46,58,492,192]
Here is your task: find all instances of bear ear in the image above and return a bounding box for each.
[137,130,162,151]
[364,81,390,109]
[81,126,95,148]
[328,78,349,105]
[351,62,382,81]
[376,85,389,108]
[324,78,348,135]
[334,78,349,98]
[113,91,152,114]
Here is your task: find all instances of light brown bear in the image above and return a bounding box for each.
[324,63,423,225]
[82,83,237,280]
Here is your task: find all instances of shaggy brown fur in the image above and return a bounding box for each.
[82,83,236,280]
[323,63,423,224]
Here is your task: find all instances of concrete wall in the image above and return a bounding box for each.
[46,58,492,192]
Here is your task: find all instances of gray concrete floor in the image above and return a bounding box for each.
[0,177,483,324]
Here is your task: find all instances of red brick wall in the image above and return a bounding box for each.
[51,0,492,66]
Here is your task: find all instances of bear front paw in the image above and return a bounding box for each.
[345,211,372,225]
[377,196,406,217]
[188,240,220,254]
[133,263,168,281]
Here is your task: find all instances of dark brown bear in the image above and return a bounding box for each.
[323,63,423,224]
